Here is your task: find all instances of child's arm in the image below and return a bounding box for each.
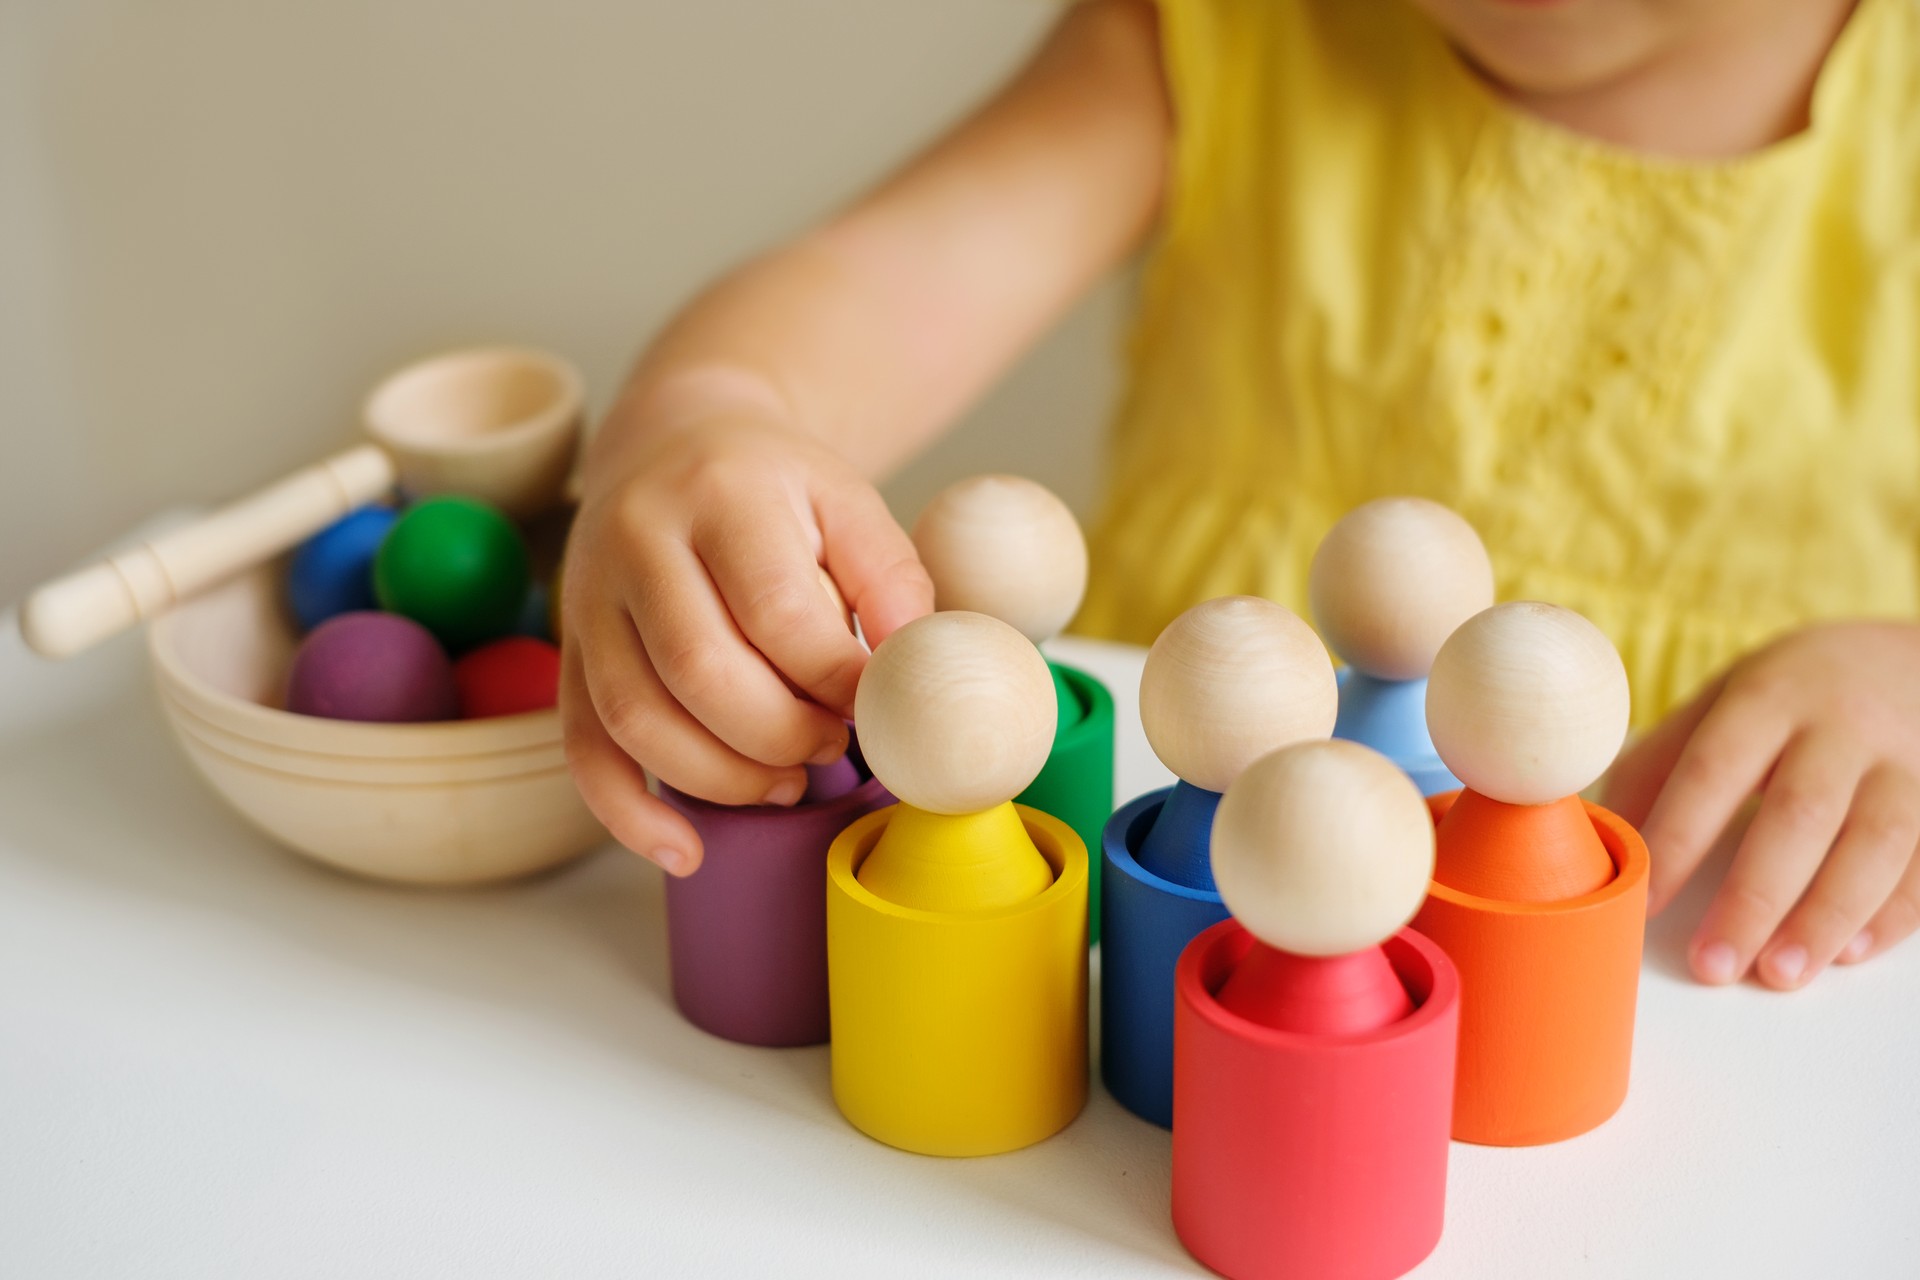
[1603,622,1920,989]
[562,1,1170,874]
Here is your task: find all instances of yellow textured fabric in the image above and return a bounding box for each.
[1078,0,1920,724]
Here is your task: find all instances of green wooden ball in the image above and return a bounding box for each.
[374,497,531,651]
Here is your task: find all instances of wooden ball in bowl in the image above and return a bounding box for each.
[148,565,605,885]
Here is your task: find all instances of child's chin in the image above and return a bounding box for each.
[1407,0,1666,99]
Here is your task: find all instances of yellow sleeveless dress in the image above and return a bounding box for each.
[1077,0,1920,724]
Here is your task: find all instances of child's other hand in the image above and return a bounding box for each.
[1603,622,1920,990]
[559,416,933,876]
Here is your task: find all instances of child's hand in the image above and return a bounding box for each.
[559,415,933,876]
[553,0,1165,875]
[1603,622,1920,990]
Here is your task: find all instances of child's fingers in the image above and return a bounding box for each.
[1599,674,1726,832]
[1843,839,1920,963]
[693,498,872,719]
[1640,689,1793,915]
[580,595,807,807]
[1753,762,1920,989]
[559,644,703,875]
[819,480,936,649]
[638,538,851,766]
[1687,730,1864,986]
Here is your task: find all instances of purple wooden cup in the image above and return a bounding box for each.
[659,757,891,1047]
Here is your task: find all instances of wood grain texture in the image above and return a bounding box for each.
[1426,602,1629,806]
[853,610,1056,814]
[1211,739,1435,957]
[911,474,1088,644]
[1137,596,1337,794]
[1308,496,1494,681]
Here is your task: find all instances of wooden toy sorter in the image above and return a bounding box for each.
[31,368,1660,1278]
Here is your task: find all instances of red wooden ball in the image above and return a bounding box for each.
[453,636,561,719]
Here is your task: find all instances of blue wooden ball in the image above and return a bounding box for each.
[287,506,399,632]
[515,581,554,642]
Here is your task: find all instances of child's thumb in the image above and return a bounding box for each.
[820,484,934,650]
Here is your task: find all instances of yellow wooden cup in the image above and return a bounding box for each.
[826,803,1088,1156]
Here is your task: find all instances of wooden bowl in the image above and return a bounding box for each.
[148,565,605,885]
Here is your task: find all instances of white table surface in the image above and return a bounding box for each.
[2,620,1917,1279]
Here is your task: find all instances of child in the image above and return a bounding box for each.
[558,0,1920,994]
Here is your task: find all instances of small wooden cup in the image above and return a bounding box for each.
[1015,662,1115,941]
[660,763,893,1048]
[1173,920,1459,1280]
[362,346,582,519]
[1098,787,1230,1128]
[826,803,1089,1156]
[1414,790,1650,1145]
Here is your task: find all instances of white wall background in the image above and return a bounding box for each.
[0,0,1124,607]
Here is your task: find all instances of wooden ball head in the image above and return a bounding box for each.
[853,611,1055,816]
[1427,601,1629,806]
[802,566,862,801]
[911,475,1088,644]
[1139,597,1339,795]
[1213,741,1436,959]
[816,565,854,633]
[1309,498,1494,681]
[1209,741,1431,1036]
[1426,602,1629,903]
[852,611,1058,913]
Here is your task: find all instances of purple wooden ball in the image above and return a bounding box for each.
[285,612,460,722]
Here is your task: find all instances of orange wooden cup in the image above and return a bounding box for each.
[1413,791,1649,1146]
